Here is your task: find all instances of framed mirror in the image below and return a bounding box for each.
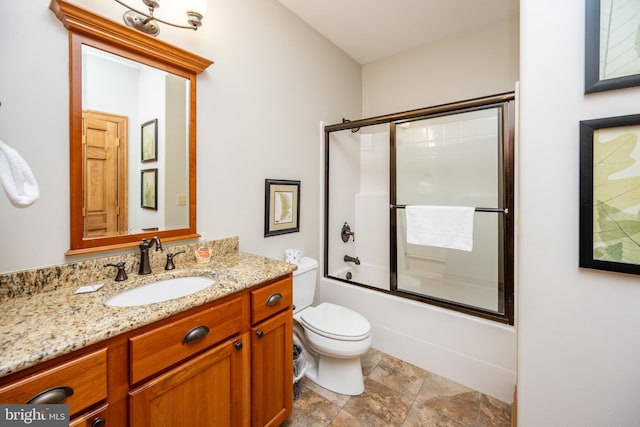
[50,0,213,254]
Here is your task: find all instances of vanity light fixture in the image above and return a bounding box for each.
[114,0,206,37]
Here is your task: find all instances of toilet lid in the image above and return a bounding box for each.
[299,302,371,341]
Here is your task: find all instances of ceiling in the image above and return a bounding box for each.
[277,0,518,64]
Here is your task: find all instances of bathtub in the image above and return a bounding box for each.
[318,268,516,403]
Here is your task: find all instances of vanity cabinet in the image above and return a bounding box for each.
[250,277,294,427]
[0,348,108,420]
[128,295,247,426]
[0,274,293,427]
[130,335,246,426]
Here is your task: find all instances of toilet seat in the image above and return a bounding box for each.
[299,302,371,341]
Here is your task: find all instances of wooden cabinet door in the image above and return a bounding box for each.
[129,336,245,427]
[251,310,293,427]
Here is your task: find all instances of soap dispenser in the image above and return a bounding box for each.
[194,232,212,264]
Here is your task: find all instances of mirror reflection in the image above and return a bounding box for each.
[81,45,190,238]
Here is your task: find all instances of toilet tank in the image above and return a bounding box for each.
[292,257,318,312]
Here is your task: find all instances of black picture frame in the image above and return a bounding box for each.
[579,113,640,274]
[141,168,158,210]
[264,179,300,237]
[141,119,158,162]
[585,0,640,94]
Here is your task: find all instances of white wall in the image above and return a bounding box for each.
[325,129,361,273]
[0,0,361,273]
[362,16,519,116]
[164,74,189,229]
[518,1,640,425]
[137,67,165,229]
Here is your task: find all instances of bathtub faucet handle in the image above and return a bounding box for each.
[341,222,355,242]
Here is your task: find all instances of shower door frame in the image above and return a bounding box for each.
[324,92,515,325]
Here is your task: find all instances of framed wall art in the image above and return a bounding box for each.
[141,168,158,210]
[585,0,640,93]
[141,118,158,162]
[264,179,300,237]
[580,113,640,274]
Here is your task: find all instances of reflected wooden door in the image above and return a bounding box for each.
[82,110,128,237]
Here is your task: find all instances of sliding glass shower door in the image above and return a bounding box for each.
[392,105,511,317]
[324,93,514,324]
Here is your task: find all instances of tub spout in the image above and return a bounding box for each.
[344,255,360,265]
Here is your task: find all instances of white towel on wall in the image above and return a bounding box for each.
[405,205,475,252]
[0,140,40,208]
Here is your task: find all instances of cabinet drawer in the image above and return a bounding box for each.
[250,275,292,324]
[0,348,107,418]
[130,297,243,384]
[69,404,107,427]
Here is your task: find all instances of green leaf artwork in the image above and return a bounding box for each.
[593,127,640,264]
[274,191,293,224]
[599,0,640,80]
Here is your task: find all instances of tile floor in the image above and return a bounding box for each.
[281,348,512,427]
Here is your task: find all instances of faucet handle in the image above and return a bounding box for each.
[341,222,355,242]
[104,262,128,281]
[139,238,149,250]
[165,250,186,270]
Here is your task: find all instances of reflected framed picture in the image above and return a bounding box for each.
[585,0,640,93]
[141,119,158,162]
[579,114,640,274]
[141,168,158,210]
[264,179,300,237]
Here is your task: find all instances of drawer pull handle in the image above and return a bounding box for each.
[182,325,210,345]
[27,386,74,404]
[234,341,243,351]
[256,330,264,339]
[91,417,106,427]
[266,292,283,306]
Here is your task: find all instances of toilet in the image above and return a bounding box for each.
[292,257,372,395]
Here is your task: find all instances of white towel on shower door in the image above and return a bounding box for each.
[405,205,474,252]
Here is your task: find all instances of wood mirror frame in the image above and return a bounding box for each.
[50,0,213,255]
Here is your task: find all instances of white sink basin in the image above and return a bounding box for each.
[104,276,215,307]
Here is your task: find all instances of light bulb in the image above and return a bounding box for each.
[186,0,207,16]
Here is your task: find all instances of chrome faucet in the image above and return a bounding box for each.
[138,236,163,275]
[344,255,360,265]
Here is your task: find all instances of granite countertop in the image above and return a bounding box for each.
[0,251,296,379]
